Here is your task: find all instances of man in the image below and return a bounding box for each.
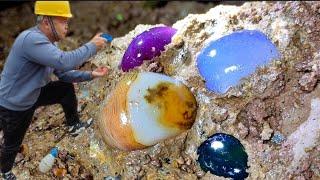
[0,1,108,179]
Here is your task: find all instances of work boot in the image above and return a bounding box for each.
[2,171,16,180]
[67,118,93,136]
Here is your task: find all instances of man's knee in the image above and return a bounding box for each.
[60,82,75,93]
[1,143,21,154]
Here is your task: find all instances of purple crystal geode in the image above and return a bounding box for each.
[120,26,177,72]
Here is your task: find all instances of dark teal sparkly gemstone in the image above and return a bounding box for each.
[197,133,249,179]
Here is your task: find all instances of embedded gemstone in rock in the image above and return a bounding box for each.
[121,26,177,71]
[99,72,197,151]
[197,133,249,179]
[197,30,280,94]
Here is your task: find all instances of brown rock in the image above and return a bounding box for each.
[151,159,162,168]
[238,122,249,138]
[298,72,317,92]
[53,167,67,177]
[68,164,80,177]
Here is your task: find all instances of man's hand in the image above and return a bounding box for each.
[91,67,108,78]
[90,33,107,51]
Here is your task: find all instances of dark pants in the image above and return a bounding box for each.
[0,81,80,173]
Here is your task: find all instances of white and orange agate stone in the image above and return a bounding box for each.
[98,72,197,151]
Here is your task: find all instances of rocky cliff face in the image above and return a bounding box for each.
[4,1,320,179]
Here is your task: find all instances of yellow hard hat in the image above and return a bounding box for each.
[34,1,72,18]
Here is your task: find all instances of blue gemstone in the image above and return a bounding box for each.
[197,133,249,179]
[197,30,280,94]
[271,132,285,144]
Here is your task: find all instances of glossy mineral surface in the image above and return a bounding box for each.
[197,30,280,94]
[99,72,197,151]
[121,26,177,71]
[197,133,249,179]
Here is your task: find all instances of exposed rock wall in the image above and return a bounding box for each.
[88,1,320,179]
[7,1,320,179]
